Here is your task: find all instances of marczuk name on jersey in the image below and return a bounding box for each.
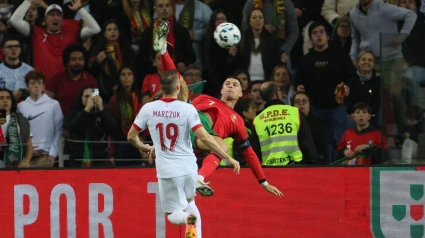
[152,111,181,118]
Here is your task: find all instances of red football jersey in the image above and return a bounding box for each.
[32,20,79,80]
[193,94,266,182]
[192,95,247,142]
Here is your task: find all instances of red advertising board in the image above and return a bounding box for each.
[0,167,408,238]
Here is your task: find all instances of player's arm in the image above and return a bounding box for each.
[127,108,153,152]
[194,126,240,174]
[127,126,153,152]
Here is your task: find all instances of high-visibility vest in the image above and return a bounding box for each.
[253,104,303,166]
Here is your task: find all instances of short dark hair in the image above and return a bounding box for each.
[248,80,263,93]
[234,97,254,119]
[406,105,424,121]
[62,43,88,67]
[308,22,329,39]
[161,70,179,94]
[353,102,372,114]
[1,34,21,48]
[224,76,242,87]
[259,82,279,102]
[24,70,46,85]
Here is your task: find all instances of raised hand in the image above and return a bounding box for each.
[68,0,82,11]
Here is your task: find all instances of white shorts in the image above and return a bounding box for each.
[158,173,197,213]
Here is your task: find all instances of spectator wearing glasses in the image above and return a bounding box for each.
[292,92,329,164]
[184,64,203,101]
[0,34,33,101]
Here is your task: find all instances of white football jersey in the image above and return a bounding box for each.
[132,98,202,178]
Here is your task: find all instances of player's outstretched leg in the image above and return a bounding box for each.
[153,21,170,52]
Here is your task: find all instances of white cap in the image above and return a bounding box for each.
[45,4,63,17]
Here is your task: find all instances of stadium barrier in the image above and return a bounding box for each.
[1,166,424,237]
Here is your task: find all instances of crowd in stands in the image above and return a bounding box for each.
[0,0,424,168]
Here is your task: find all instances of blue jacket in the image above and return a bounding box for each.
[350,0,417,61]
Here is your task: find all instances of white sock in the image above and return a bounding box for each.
[198,175,204,182]
[185,201,202,238]
[167,210,189,225]
[160,43,167,55]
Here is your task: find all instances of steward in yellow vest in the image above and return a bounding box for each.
[254,82,318,165]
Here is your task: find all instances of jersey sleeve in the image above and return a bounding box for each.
[132,106,149,132]
[187,105,202,132]
[141,75,151,95]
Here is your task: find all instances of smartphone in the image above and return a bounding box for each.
[92,88,99,98]
[0,109,5,120]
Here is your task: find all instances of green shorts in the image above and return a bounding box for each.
[190,111,217,149]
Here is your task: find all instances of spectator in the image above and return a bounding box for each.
[270,64,295,105]
[45,43,98,115]
[108,66,143,165]
[254,81,318,165]
[121,0,152,53]
[402,105,424,163]
[184,64,203,85]
[18,70,62,168]
[347,49,381,127]
[248,80,265,113]
[0,88,32,168]
[10,0,101,79]
[398,0,425,106]
[337,102,389,164]
[137,0,195,78]
[235,69,251,98]
[292,92,329,164]
[232,97,261,165]
[350,0,416,61]
[202,9,237,96]
[350,0,416,139]
[296,22,357,159]
[172,0,212,67]
[0,34,33,101]
[91,20,136,102]
[64,86,120,167]
[238,8,281,81]
[184,64,203,100]
[321,0,357,25]
[242,0,299,60]
[141,51,163,105]
[330,18,352,55]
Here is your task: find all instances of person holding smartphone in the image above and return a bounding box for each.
[0,88,32,168]
[64,86,120,167]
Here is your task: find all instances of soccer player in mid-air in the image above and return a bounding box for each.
[154,21,283,198]
[127,54,240,237]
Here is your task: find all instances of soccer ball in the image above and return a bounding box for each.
[214,23,241,49]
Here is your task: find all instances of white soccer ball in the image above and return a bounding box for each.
[214,23,241,49]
